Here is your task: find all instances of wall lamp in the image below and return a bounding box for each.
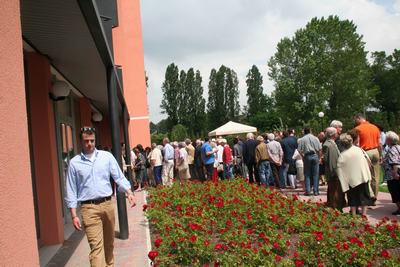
[92,112,103,122]
[49,81,71,101]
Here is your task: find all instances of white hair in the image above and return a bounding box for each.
[386,131,399,145]
[325,127,337,139]
[330,120,343,128]
[267,133,275,141]
[246,133,254,140]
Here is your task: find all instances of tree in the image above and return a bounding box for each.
[188,70,206,135]
[246,65,266,118]
[207,66,240,130]
[371,49,400,128]
[160,63,180,130]
[170,124,188,141]
[268,16,375,128]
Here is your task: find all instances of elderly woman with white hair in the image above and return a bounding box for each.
[382,131,400,216]
[177,142,190,183]
[337,134,374,216]
[267,133,284,188]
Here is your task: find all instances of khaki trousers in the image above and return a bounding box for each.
[81,199,115,267]
[162,160,174,186]
[365,148,380,199]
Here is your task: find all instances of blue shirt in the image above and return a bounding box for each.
[164,143,174,160]
[201,142,215,165]
[65,149,131,208]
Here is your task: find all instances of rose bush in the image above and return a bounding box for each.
[145,179,400,266]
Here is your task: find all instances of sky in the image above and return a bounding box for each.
[140,0,400,123]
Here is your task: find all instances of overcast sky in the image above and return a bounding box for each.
[140,0,400,123]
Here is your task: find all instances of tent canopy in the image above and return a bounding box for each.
[208,121,257,137]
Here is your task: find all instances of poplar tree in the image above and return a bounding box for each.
[160,63,180,130]
[246,65,266,118]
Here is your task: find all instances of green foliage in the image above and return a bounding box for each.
[248,112,281,133]
[161,64,207,135]
[170,124,188,141]
[161,63,180,130]
[268,16,375,129]
[207,66,240,130]
[151,133,168,145]
[246,65,267,118]
[370,49,400,129]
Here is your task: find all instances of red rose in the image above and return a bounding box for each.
[204,240,210,246]
[154,238,163,248]
[170,241,177,247]
[295,259,304,267]
[189,235,197,243]
[343,243,349,250]
[381,250,390,258]
[275,255,282,262]
[142,204,148,211]
[215,243,223,250]
[148,250,158,261]
[286,241,291,246]
[273,242,280,248]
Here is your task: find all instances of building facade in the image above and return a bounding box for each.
[0,0,150,265]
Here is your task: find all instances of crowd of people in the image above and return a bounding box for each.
[123,113,400,217]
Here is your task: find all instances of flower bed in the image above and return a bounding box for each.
[144,179,400,266]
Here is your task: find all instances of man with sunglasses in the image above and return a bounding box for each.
[65,127,136,267]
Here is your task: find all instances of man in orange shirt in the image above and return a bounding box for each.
[354,113,381,204]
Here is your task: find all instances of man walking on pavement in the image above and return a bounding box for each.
[65,127,136,267]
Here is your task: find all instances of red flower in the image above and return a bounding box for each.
[299,241,305,247]
[275,255,282,262]
[189,235,197,243]
[381,250,390,258]
[154,238,163,248]
[176,205,182,211]
[295,259,304,267]
[215,243,223,250]
[142,204,148,211]
[273,242,280,248]
[170,241,177,247]
[148,250,158,261]
[343,243,349,250]
[204,240,210,246]
[286,241,291,246]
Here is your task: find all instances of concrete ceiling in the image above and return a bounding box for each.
[20,0,109,114]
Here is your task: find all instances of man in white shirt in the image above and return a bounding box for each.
[150,143,163,185]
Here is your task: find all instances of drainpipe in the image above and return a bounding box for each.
[122,107,133,189]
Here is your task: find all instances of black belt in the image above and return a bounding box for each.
[81,196,111,205]
[305,151,316,156]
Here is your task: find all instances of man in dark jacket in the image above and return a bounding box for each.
[243,132,259,183]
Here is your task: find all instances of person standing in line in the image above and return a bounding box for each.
[255,135,271,186]
[65,127,136,267]
[279,129,297,189]
[194,139,205,181]
[292,148,305,191]
[382,131,400,215]
[337,133,373,217]
[177,142,190,183]
[267,133,284,188]
[162,138,174,186]
[298,127,322,196]
[216,139,224,178]
[201,137,216,180]
[323,127,346,211]
[233,137,244,177]
[185,139,196,180]
[221,139,233,179]
[354,113,381,205]
[133,147,146,191]
[243,133,259,183]
[150,143,163,186]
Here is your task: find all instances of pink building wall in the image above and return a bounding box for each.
[27,52,64,245]
[113,0,151,148]
[0,0,40,265]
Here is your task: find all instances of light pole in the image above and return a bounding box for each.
[318,111,325,132]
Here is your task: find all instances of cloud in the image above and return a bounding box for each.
[141,0,400,123]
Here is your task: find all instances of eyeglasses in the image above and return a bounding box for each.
[80,127,96,133]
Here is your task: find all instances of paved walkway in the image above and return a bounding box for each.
[47,184,397,266]
[282,185,398,225]
[47,190,151,267]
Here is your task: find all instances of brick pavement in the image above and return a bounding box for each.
[54,190,151,267]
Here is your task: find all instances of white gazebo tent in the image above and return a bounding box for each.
[208,121,257,137]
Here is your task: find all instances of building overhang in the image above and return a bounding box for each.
[20,0,125,115]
